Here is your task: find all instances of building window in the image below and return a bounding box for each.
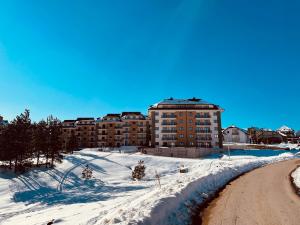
[156,134,159,138]
[189,127,193,131]
[155,112,159,116]
[155,127,159,130]
[179,134,184,138]
[179,120,184,124]
[179,112,183,117]
[179,127,184,131]
[189,135,193,138]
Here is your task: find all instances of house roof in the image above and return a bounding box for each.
[277,125,294,132]
[76,117,95,121]
[223,125,248,135]
[121,112,142,116]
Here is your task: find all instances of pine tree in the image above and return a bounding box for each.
[32,120,48,166]
[82,165,93,179]
[132,160,146,180]
[47,116,63,168]
[67,132,78,154]
[11,109,32,172]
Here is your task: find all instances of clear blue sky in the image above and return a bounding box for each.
[0,0,299,130]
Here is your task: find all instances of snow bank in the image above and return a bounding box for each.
[0,149,298,225]
[292,166,300,192]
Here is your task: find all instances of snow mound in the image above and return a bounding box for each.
[292,166,300,192]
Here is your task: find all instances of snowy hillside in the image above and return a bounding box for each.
[0,149,298,225]
[292,166,300,192]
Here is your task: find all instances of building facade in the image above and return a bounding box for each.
[61,120,76,150]
[62,118,97,149]
[148,98,223,149]
[96,112,150,147]
[223,125,249,143]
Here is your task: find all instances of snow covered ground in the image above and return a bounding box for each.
[0,148,299,225]
[292,166,300,191]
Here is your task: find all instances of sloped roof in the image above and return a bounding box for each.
[223,125,248,135]
[277,125,294,132]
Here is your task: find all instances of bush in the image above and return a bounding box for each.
[132,160,146,180]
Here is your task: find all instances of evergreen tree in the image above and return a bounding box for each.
[32,120,48,166]
[67,132,78,154]
[132,160,146,180]
[11,109,32,172]
[47,116,62,168]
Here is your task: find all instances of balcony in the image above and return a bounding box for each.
[196,137,212,141]
[195,122,211,126]
[161,122,177,126]
[195,115,211,118]
[161,130,177,133]
[195,130,212,134]
[161,115,176,118]
[162,137,177,141]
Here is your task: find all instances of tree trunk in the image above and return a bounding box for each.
[36,152,40,167]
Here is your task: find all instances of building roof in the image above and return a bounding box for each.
[149,97,222,110]
[277,125,294,133]
[63,120,76,122]
[121,112,142,116]
[153,97,211,105]
[106,114,121,117]
[76,117,95,121]
[223,125,248,135]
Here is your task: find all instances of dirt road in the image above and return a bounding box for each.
[201,159,300,225]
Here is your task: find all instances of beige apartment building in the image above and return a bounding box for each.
[148,98,223,149]
[61,120,76,150]
[96,112,150,147]
[62,118,97,149]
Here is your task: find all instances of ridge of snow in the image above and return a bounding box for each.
[292,166,300,191]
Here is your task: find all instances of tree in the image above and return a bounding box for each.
[11,109,32,172]
[47,116,62,168]
[66,132,78,154]
[132,160,146,180]
[32,120,48,166]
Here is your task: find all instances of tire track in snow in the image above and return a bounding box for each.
[57,153,113,192]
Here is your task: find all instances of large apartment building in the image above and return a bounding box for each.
[96,112,150,147]
[148,98,223,149]
[62,118,97,149]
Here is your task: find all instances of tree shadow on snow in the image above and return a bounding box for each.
[13,172,145,206]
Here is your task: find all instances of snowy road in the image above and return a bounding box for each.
[200,159,300,225]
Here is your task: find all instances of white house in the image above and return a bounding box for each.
[223,125,249,143]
